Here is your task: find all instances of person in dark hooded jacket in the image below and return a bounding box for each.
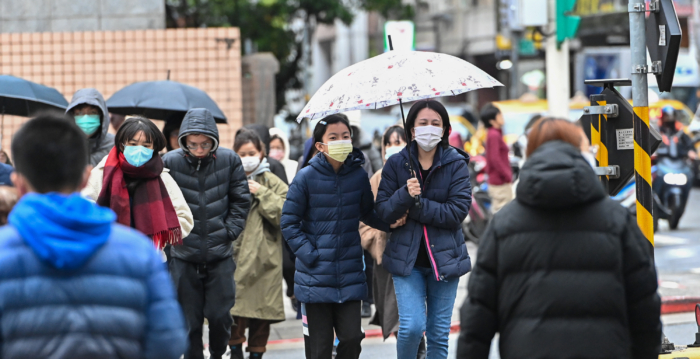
[163,108,251,359]
[281,114,401,359]
[458,118,661,359]
[376,99,472,359]
[66,88,114,166]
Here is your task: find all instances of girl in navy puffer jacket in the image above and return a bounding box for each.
[281,114,401,359]
[376,99,472,359]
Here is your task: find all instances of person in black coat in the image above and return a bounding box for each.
[163,108,251,359]
[458,118,661,359]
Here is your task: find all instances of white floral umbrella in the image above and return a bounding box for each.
[296,49,503,122]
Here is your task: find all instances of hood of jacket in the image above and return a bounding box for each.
[308,148,365,176]
[178,108,220,155]
[269,127,292,162]
[8,192,116,270]
[517,140,606,209]
[66,88,111,144]
[397,142,470,171]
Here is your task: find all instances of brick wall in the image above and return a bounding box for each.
[0,27,242,154]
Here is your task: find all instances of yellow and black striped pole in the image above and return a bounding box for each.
[629,0,654,245]
[634,107,654,244]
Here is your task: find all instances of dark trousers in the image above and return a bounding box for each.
[170,257,236,359]
[363,250,374,303]
[282,244,296,298]
[229,316,272,353]
[303,301,364,359]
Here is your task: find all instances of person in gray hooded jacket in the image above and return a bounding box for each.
[65,88,115,166]
[163,108,251,359]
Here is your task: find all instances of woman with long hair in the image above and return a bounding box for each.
[376,99,473,359]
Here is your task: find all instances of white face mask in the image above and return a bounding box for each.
[414,126,443,151]
[241,156,261,172]
[384,145,405,160]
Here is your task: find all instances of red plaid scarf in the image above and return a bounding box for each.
[97,147,182,249]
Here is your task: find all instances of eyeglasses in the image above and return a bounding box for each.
[186,143,213,150]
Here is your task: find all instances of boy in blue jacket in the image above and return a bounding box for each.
[0,113,187,359]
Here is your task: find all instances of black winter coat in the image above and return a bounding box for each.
[163,109,251,264]
[458,141,661,359]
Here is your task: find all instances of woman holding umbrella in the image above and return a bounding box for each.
[82,116,193,249]
[376,99,472,359]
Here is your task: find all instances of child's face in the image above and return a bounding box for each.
[315,123,352,155]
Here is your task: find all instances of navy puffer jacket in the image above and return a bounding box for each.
[376,143,472,281]
[281,149,390,304]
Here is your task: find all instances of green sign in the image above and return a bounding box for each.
[557,0,581,47]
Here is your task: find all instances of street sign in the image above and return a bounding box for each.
[384,21,415,52]
[580,79,662,196]
[646,0,682,92]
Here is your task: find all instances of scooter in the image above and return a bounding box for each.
[462,155,492,245]
[653,133,695,230]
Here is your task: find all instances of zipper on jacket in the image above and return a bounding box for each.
[335,173,342,302]
[418,167,442,282]
[198,162,207,263]
[196,159,202,172]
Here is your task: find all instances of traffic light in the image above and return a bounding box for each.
[556,0,580,48]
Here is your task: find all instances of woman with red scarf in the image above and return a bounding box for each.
[82,116,193,249]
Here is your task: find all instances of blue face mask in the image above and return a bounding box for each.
[385,145,405,160]
[123,145,154,167]
[74,114,101,136]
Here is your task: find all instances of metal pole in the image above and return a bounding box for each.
[546,0,571,118]
[510,30,520,99]
[629,0,654,246]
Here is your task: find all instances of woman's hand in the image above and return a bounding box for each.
[248,180,261,194]
[390,213,408,228]
[406,178,421,197]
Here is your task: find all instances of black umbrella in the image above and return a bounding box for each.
[106,80,227,123]
[0,75,68,117]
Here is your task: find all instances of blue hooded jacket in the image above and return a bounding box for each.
[0,193,187,359]
[376,143,473,281]
[281,149,389,304]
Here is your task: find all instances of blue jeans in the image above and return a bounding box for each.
[393,267,459,359]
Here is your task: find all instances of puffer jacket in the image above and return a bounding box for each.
[66,88,115,166]
[458,141,661,359]
[0,193,186,359]
[163,108,251,264]
[376,143,472,281]
[281,149,390,304]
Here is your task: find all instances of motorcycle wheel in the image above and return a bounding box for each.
[669,209,682,230]
[668,200,681,230]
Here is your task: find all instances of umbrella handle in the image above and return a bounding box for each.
[399,98,423,210]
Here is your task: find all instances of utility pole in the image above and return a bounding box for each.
[628,0,654,245]
[546,0,571,118]
[510,30,520,99]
